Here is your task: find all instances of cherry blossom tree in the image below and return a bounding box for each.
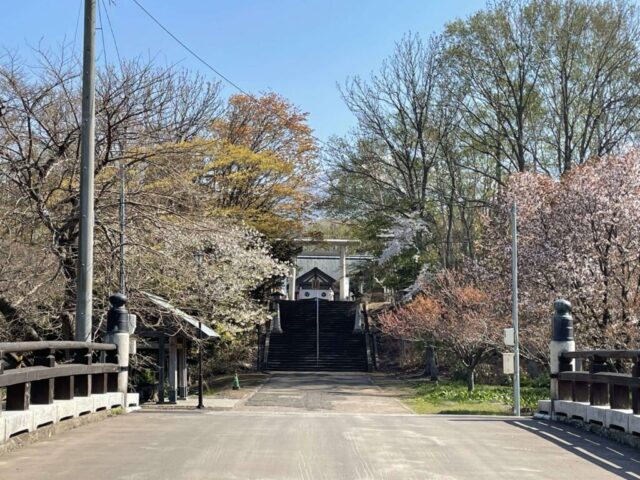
[483,150,640,355]
[378,268,504,390]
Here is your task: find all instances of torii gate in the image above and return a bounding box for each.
[287,238,360,301]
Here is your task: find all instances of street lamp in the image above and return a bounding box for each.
[194,249,205,409]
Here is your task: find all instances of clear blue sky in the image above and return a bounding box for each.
[1,0,483,142]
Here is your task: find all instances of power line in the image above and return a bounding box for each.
[71,0,83,58]
[131,0,247,95]
[97,0,109,67]
[130,0,336,152]
[102,0,123,67]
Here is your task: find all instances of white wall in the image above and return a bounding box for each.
[297,288,334,300]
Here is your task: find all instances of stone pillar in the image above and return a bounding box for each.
[339,246,349,301]
[550,299,575,409]
[353,305,362,333]
[288,265,297,300]
[168,336,178,403]
[106,293,131,399]
[157,335,165,404]
[178,340,188,399]
[271,301,283,334]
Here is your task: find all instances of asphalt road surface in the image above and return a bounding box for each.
[0,372,639,479]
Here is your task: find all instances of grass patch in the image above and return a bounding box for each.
[404,381,548,415]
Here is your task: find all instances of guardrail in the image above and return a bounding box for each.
[0,341,120,412]
[556,350,640,414]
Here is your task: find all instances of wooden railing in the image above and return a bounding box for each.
[556,350,640,414]
[0,341,120,412]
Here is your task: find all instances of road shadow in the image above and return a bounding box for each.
[449,417,640,478]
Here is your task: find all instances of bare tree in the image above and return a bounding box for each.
[540,0,640,173]
[445,0,548,176]
[0,48,222,338]
[336,35,448,220]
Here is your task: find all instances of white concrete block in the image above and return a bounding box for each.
[107,392,123,408]
[29,404,57,429]
[93,393,110,411]
[537,399,551,414]
[55,399,76,421]
[586,405,609,425]
[605,409,632,432]
[75,396,94,415]
[555,400,588,420]
[0,392,141,446]
[1,390,141,446]
[0,415,6,442]
[127,392,139,407]
[3,411,32,438]
[553,400,570,416]
[629,415,640,435]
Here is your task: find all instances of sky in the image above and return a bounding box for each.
[0,0,483,143]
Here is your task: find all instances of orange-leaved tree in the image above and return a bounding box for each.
[201,93,318,238]
[378,269,504,390]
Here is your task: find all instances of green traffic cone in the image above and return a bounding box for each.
[232,372,241,390]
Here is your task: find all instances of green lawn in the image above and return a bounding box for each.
[404,381,548,415]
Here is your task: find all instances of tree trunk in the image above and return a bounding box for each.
[466,367,475,392]
[57,238,79,340]
[423,343,438,381]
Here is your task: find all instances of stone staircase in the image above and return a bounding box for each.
[266,300,368,371]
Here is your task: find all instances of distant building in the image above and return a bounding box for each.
[295,267,336,300]
[284,239,374,301]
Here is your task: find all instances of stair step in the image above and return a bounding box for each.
[267,301,368,372]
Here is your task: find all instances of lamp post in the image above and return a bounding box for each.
[194,249,205,409]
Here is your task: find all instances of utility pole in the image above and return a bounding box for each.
[75,0,96,342]
[118,146,126,295]
[511,202,521,416]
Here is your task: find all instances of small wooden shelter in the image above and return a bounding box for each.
[136,292,218,403]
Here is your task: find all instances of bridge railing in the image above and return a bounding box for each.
[0,341,120,413]
[556,350,640,414]
[541,299,640,434]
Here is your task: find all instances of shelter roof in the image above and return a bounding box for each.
[140,291,219,338]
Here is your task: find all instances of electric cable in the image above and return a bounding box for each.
[102,0,123,67]
[131,0,247,95]
[71,0,83,59]
[97,0,109,67]
[129,0,338,154]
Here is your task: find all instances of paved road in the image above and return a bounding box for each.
[242,372,410,413]
[0,373,639,479]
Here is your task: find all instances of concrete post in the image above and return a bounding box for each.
[550,299,575,408]
[339,246,349,301]
[75,0,97,343]
[168,336,178,403]
[353,305,362,333]
[106,293,131,399]
[157,335,165,404]
[178,341,187,399]
[271,301,283,334]
[288,265,297,300]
